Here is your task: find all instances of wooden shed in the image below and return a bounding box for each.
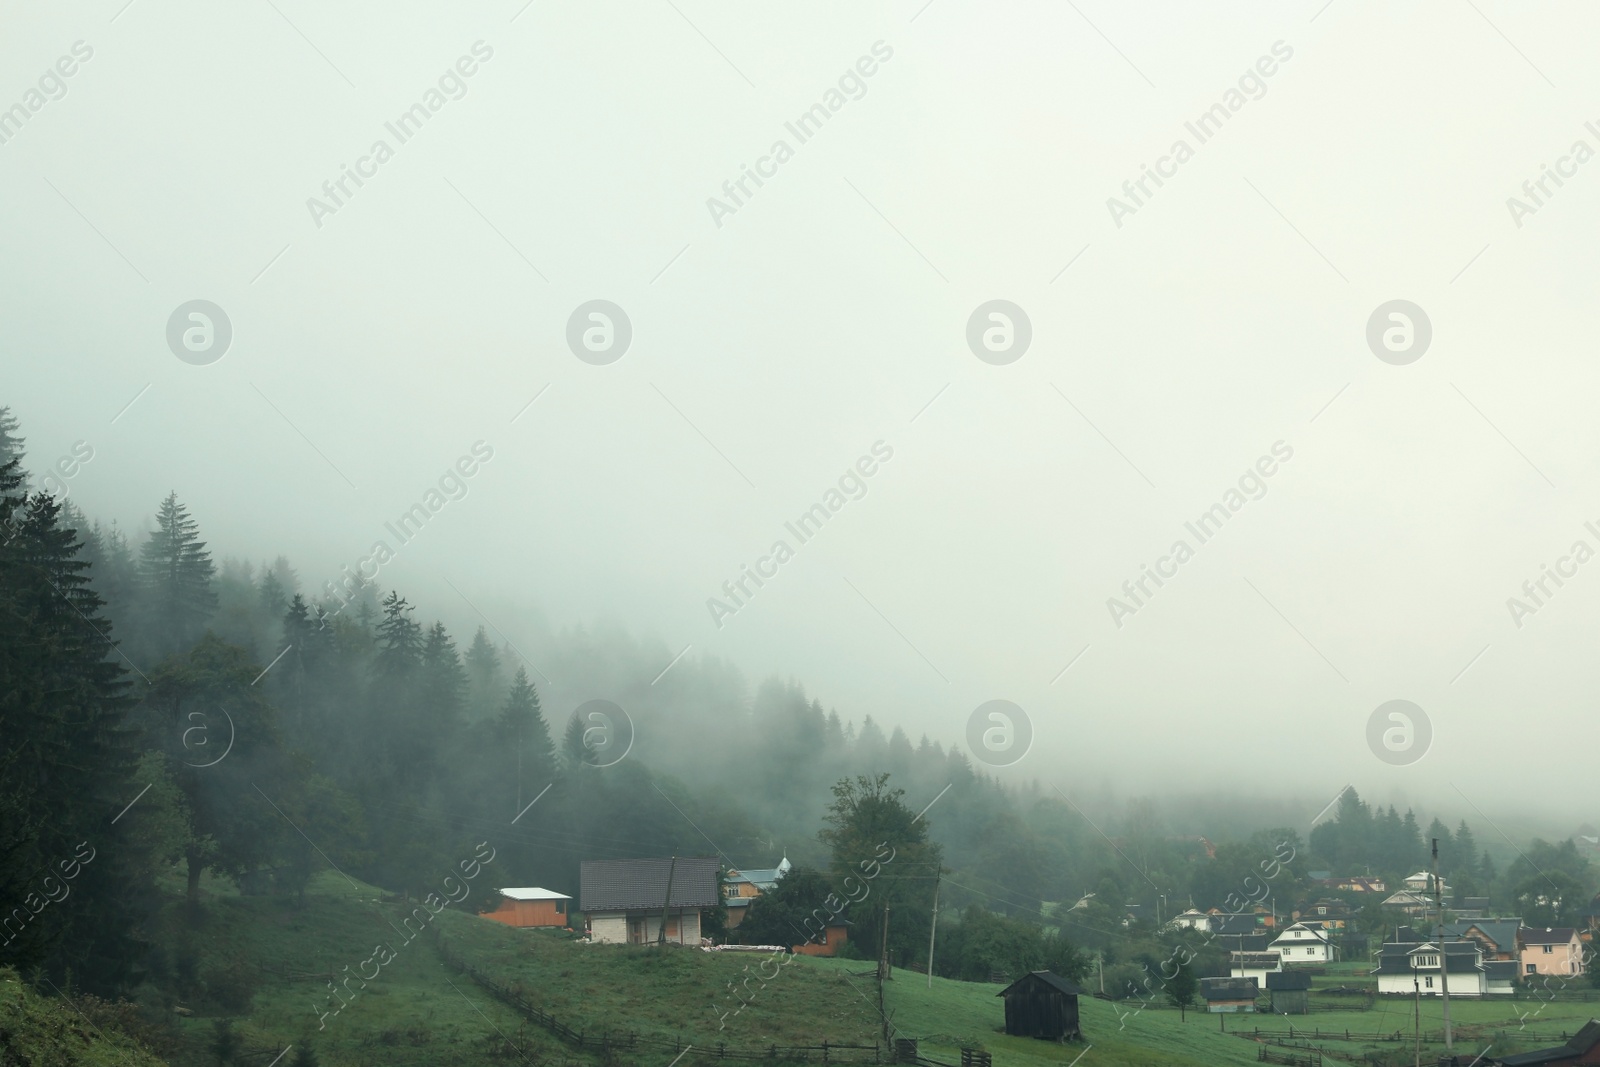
[995,971,1086,1041]
[1200,976,1259,1013]
[481,887,572,929]
[1266,970,1311,1015]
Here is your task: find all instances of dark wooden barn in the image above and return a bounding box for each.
[995,971,1086,1041]
[1266,970,1311,1015]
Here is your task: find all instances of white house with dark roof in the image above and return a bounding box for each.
[579,856,721,945]
[1371,934,1513,996]
[1268,922,1335,964]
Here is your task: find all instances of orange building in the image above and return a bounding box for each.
[481,887,573,929]
[793,920,849,957]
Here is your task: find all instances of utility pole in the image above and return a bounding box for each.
[879,905,892,981]
[1412,964,1421,1067]
[658,855,678,946]
[1433,838,1453,1050]
[926,875,940,989]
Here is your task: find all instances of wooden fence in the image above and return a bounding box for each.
[1239,1027,1441,1044]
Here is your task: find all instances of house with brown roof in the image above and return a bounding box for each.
[1519,927,1586,980]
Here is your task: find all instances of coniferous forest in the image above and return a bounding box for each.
[6,401,1600,1063]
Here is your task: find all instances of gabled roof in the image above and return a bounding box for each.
[580,857,721,913]
[1212,913,1265,935]
[1519,927,1580,947]
[1371,940,1483,976]
[995,971,1087,998]
[1444,918,1521,952]
[1200,977,1258,1000]
[727,857,790,889]
[1270,923,1331,946]
[497,887,571,900]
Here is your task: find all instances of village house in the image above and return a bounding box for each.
[1371,932,1515,997]
[1380,889,1437,920]
[480,887,572,929]
[579,856,721,945]
[1167,908,1212,933]
[1319,875,1386,893]
[1295,898,1353,929]
[1444,917,1523,962]
[1403,870,1450,895]
[722,857,789,929]
[1519,927,1586,980]
[1229,951,1282,984]
[1269,922,1336,964]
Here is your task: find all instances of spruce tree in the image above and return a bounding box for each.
[463,625,503,719]
[0,447,142,989]
[138,491,217,658]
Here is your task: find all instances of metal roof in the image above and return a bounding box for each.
[579,856,720,913]
[995,971,1088,998]
[497,887,572,900]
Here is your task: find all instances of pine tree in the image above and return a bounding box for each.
[499,666,554,777]
[0,447,142,989]
[420,622,467,718]
[463,625,503,720]
[0,406,26,486]
[138,491,217,658]
[372,592,422,676]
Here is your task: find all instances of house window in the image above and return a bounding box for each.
[1425,977,1434,989]
[556,900,566,914]
[1543,945,1553,954]
[1527,964,1537,974]
[727,885,741,898]
[1306,948,1313,955]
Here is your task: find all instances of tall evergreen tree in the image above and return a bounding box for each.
[138,492,217,658]
[498,666,554,801]
[463,625,504,720]
[0,447,143,989]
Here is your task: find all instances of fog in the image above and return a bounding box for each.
[6,0,1598,830]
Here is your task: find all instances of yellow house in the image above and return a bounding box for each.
[723,857,789,929]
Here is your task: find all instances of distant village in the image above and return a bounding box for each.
[1167,868,1589,1012]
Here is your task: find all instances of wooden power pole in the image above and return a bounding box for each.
[1432,838,1453,1051]
[658,855,678,945]
[879,905,892,980]
[926,876,940,988]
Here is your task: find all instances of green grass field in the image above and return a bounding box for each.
[80,871,1600,1067]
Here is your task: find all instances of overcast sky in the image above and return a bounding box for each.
[5,0,1598,831]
